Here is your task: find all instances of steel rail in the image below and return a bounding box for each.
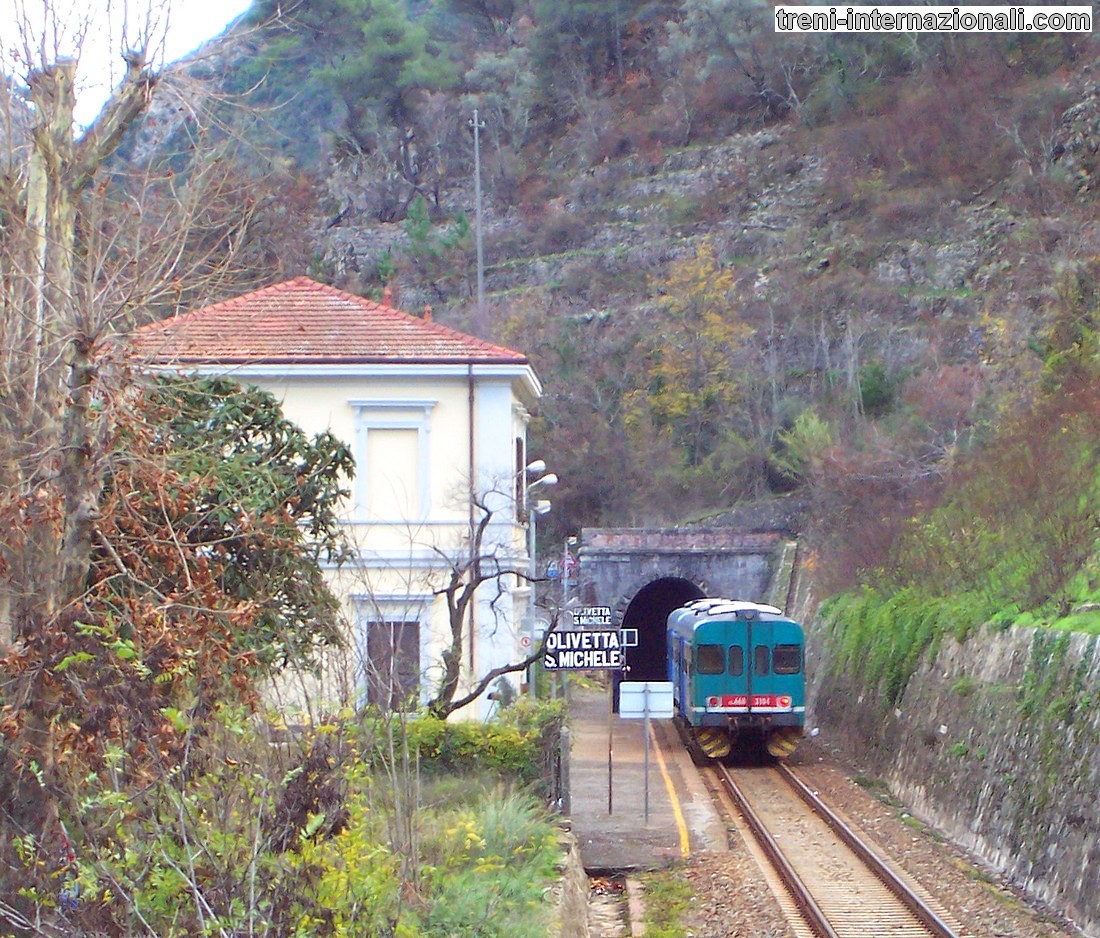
[777,764,960,938]
[716,765,841,938]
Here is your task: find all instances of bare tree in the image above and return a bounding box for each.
[0,0,276,857]
[337,482,557,722]
[429,490,556,719]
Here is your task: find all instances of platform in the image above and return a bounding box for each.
[565,684,727,871]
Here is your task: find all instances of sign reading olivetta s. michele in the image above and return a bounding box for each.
[573,605,613,626]
[542,629,624,670]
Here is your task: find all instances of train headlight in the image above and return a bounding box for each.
[778,695,792,708]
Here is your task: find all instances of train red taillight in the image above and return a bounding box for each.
[778,695,792,708]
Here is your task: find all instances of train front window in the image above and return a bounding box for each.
[773,644,802,674]
[754,645,769,675]
[728,645,744,676]
[697,644,724,674]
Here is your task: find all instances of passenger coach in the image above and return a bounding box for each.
[667,598,805,761]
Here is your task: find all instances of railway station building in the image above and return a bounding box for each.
[133,277,543,719]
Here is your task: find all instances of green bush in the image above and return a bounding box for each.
[370,699,566,790]
[858,360,897,416]
[294,780,558,938]
[6,697,566,936]
[824,585,998,710]
[419,788,558,938]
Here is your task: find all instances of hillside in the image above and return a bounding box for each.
[148,1,1100,597]
[6,8,1100,934]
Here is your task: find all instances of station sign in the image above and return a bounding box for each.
[574,605,613,626]
[543,628,624,670]
[619,681,675,720]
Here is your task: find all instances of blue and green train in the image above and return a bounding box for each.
[667,598,805,762]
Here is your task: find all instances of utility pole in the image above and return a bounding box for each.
[469,109,486,316]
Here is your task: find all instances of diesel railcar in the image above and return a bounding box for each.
[667,598,805,762]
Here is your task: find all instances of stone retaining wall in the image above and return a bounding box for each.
[555,831,590,938]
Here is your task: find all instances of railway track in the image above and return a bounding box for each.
[712,762,969,938]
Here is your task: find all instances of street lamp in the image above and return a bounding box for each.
[524,461,556,698]
[562,534,579,608]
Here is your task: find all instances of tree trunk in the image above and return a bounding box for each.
[1,52,159,870]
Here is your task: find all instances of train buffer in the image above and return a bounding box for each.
[564,684,726,872]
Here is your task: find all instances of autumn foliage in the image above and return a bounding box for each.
[0,374,353,923]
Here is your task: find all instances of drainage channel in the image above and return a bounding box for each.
[586,872,643,938]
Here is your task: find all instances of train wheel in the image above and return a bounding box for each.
[675,717,720,765]
[766,727,803,760]
[696,727,732,761]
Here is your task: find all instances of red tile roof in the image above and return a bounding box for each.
[132,277,529,366]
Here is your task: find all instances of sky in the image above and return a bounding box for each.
[148,0,256,61]
[1,0,256,125]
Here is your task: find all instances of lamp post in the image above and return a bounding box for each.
[562,535,578,609]
[524,460,556,698]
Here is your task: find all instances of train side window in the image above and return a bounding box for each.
[728,645,744,676]
[773,644,802,674]
[697,644,724,674]
[754,645,770,675]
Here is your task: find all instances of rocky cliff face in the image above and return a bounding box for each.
[314,103,1067,414]
[807,621,1100,937]
[1053,81,1100,194]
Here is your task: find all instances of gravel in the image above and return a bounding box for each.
[667,743,1083,938]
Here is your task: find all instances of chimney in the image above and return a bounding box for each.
[382,286,393,308]
[423,304,432,321]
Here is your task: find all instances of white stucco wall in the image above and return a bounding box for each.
[201,362,539,719]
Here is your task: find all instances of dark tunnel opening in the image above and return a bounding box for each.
[617,577,706,707]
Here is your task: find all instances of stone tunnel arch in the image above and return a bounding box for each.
[620,576,706,688]
[578,526,800,709]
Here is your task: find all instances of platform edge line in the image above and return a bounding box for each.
[649,722,691,858]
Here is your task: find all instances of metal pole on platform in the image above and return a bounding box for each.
[560,726,571,815]
[643,685,651,825]
[607,681,614,815]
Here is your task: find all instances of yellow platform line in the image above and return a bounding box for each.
[649,723,691,858]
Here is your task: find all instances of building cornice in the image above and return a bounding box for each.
[150,361,543,403]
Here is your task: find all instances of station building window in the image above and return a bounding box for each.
[350,399,436,521]
[365,619,421,710]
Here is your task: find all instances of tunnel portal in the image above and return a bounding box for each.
[576,527,797,711]
[621,577,705,683]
